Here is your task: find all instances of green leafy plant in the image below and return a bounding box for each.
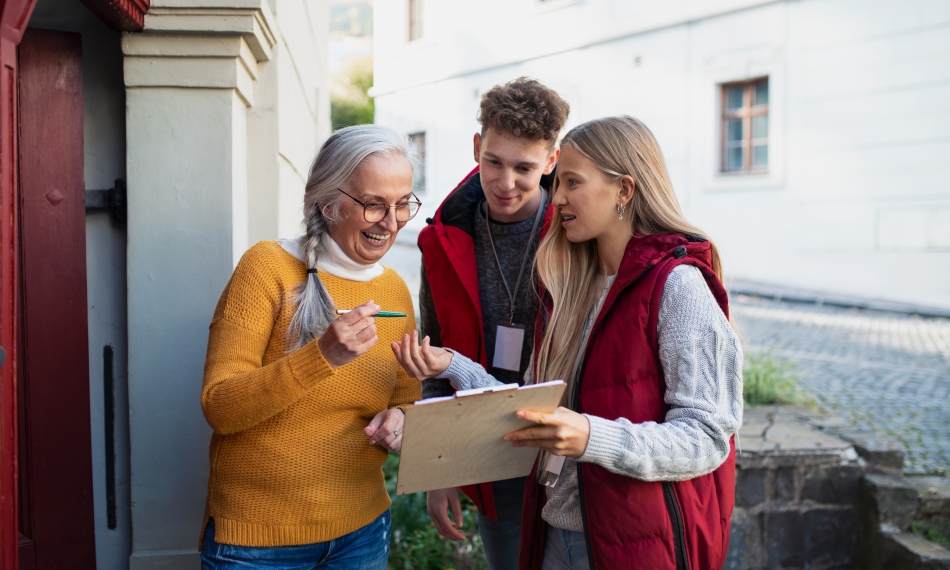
[385,453,488,570]
[743,349,801,406]
[331,57,375,128]
[911,521,950,547]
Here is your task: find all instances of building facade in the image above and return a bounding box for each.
[0,0,329,567]
[373,0,950,310]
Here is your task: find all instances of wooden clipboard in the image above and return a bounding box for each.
[396,380,566,495]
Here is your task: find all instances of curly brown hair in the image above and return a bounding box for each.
[478,77,569,145]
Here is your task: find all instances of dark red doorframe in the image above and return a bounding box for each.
[0,0,39,567]
[0,0,149,564]
[17,29,98,569]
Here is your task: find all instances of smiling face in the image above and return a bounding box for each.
[328,152,414,264]
[474,128,559,223]
[552,145,632,244]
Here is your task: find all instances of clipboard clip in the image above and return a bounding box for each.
[455,383,519,398]
[413,380,565,406]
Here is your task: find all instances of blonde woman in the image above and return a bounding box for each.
[199,125,422,569]
[394,116,742,570]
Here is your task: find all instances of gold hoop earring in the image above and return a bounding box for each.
[617,202,626,220]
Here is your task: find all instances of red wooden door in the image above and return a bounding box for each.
[1,1,40,567]
[15,28,97,569]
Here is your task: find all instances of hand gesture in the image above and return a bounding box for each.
[318,300,379,369]
[364,408,405,452]
[426,487,466,541]
[391,330,454,381]
[503,407,591,458]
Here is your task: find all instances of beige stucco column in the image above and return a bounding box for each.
[122,3,275,567]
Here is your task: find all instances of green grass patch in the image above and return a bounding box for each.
[743,349,802,406]
[911,521,950,547]
[384,453,488,570]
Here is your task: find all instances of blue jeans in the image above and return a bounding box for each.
[200,511,390,570]
[477,476,526,570]
[541,524,590,570]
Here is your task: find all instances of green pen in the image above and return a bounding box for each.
[335,309,408,318]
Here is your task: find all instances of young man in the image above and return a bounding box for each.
[417,77,570,570]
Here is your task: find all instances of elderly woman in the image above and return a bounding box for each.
[198,125,422,569]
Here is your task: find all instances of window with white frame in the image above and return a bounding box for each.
[721,78,769,172]
[408,132,425,194]
[408,0,423,41]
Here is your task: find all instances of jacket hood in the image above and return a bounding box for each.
[429,166,557,239]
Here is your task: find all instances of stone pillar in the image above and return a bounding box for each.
[122,2,275,566]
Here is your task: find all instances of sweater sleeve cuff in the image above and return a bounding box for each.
[287,340,335,390]
[438,350,485,391]
[579,414,630,468]
[434,350,506,392]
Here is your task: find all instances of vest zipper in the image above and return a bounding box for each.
[663,482,690,570]
[571,354,598,570]
[575,465,597,570]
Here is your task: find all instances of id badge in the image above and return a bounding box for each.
[492,323,525,372]
[539,453,566,488]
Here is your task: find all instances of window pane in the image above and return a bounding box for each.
[409,132,426,193]
[726,147,744,171]
[409,0,423,41]
[755,82,769,106]
[726,86,744,111]
[753,144,768,168]
[726,119,743,142]
[753,115,769,139]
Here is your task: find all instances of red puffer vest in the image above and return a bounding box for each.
[418,166,554,520]
[519,233,736,570]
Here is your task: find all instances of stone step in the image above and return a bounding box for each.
[872,524,950,570]
[864,475,950,532]
[906,476,950,544]
[861,474,950,569]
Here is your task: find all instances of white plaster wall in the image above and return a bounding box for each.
[374,0,950,309]
[80,30,133,570]
[127,88,243,568]
[247,0,330,244]
[247,50,281,245]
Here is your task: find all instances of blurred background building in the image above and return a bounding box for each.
[373,0,950,311]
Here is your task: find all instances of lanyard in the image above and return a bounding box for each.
[484,190,548,325]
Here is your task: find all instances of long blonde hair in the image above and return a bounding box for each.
[534,116,725,386]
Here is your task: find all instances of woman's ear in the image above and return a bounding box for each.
[619,175,636,206]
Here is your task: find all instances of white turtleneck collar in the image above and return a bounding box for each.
[277,235,384,282]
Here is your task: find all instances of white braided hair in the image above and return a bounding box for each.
[288,124,418,350]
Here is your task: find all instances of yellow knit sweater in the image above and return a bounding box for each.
[200,240,420,547]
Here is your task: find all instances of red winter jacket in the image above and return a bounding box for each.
[519,233,736,570]
[417,166,554,519]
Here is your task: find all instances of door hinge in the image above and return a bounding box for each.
[85,178,126,225]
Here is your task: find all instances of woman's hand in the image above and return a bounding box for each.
[503,407,591,458]
[427,487,466,541]
[391,330,454,381]
[318,300,379,369]
[364,408,405,452]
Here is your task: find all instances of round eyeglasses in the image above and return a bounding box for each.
[337,189,422,223]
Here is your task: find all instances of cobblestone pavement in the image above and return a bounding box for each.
[733,296,950,475]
